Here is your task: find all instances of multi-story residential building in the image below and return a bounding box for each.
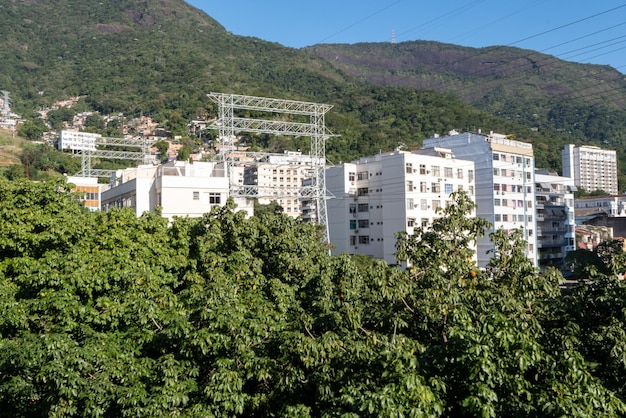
[574,194,626,240]
[66,176,109,212]
[423,131,538,267]
[101,160,253,220]
[325,147,475,265]
[57,130,100,152]
[243,150,321,218]
[534,170,576,272]
[562,144,618,195]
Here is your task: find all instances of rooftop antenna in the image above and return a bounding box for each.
[391,28,396,44]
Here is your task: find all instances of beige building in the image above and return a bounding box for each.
[243,151,321,218]
[562,144,618,195]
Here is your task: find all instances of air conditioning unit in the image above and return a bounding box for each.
[354,230,359,233]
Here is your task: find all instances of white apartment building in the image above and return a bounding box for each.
[534,170,576,272]
[58,130,100,151]
[562,144,618,195]
[243,150,322,218]
[326,147,475,265]
[101,161,253,220]
[423,131,538,267]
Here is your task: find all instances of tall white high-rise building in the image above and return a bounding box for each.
[326,147,475,265]
[424,131,538,267]
[562,144,618,195]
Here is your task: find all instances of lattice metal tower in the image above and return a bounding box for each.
[206,92,335,242]
[74,136,153,178]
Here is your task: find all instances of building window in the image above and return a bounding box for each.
[420,182,427,192]
[348,172,355,182]
[350,236,357,246]
[502,214,508,222]
[432,200,441,211]
[419,164,427,175]
[495,214,501,222]
[193,191,200,200]
[405,163,413,174]
[457,168,463,179]
[358,171,368,180]
[349,220,356,230]
[468,170,474,182]
[431,166,440,177]
[358,219,369,228]
[444,167,453,178]
[420,199,427,210]
[432,183,440,193]
[407,218,416,227]
[421,218,429,227]
[349,204,356,214]
[407,180,414,192]
[358,203,369,212]
[494,199,501,206]
[493,154,500,161]
[406,198,414,210]
[358,235,370,244]
[357,187,368,196]
[444,184,453,194]
[209,193,221,204]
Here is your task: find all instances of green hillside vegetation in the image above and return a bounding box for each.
[1,179,626,416]
[306,41,626,183]
[2,1,625,187]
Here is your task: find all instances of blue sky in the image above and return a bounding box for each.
[187,0,626,73]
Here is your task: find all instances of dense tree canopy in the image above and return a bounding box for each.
[0,181,625,416]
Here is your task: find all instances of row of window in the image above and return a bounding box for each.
[192,191,222,204]
[407,198,448,211]
[494,213,533,224]
[494,198,533,209]
[407,181,472,194]
[405,163,474,181]
[494,184,532,193]
[349,235,373,245]
[493,168,532,180]
[493,153,532,166]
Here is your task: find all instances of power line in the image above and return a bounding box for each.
[316,0,404,45]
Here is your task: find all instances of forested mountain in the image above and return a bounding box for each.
[305,41,626,145]
[2,1,625,181]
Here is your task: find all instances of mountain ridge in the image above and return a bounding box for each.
[2,1,626,183]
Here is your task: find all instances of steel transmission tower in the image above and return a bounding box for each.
[75,136,154,178]
[206,92,336,242]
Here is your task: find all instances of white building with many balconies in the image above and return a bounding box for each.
[534,170,577,272]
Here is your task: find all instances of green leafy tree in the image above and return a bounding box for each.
[0,183,625,416]
[154,140,170,159]
[17,119,47,141]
